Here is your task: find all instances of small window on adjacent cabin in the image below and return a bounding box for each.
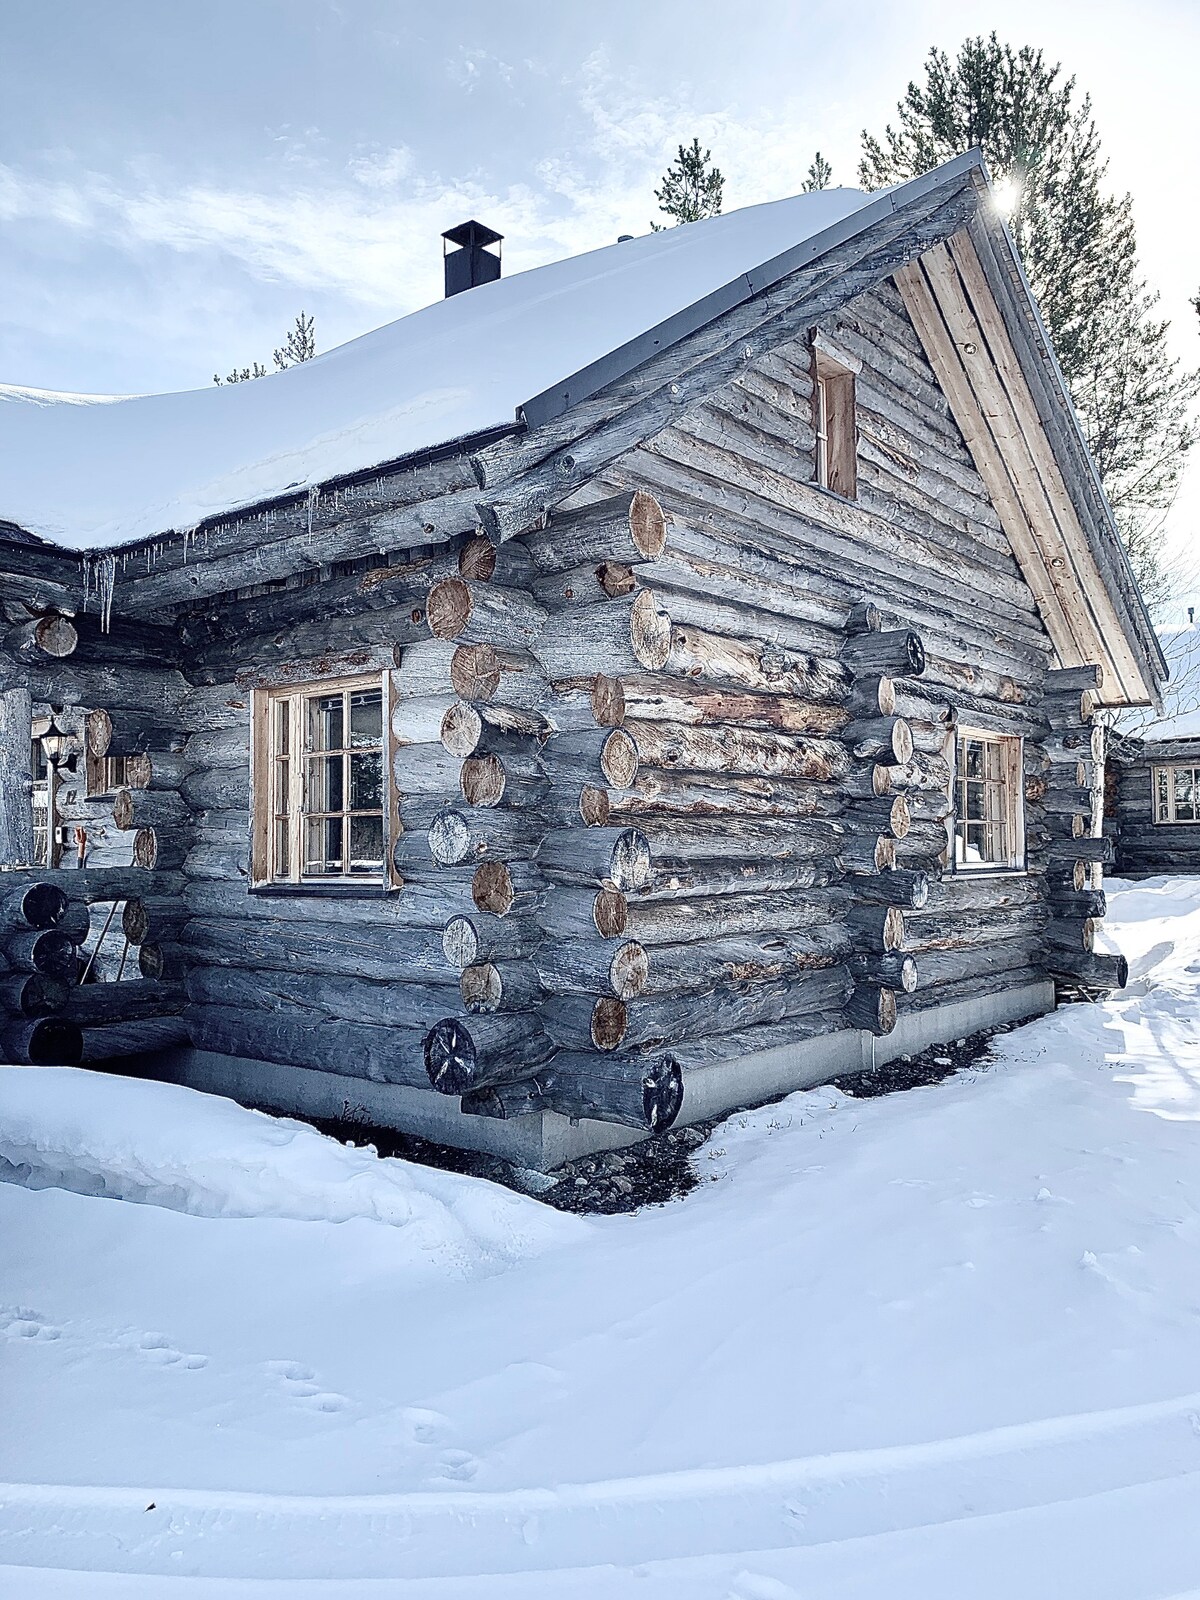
[86,752,137,797]
[812,345,857,499]
[1152,765,1200,824]
[952,731,1025,871]
[251,675,388,885]
[31,737,51,867]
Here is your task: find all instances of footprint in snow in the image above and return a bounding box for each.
[264,1359,348,1413]
[403,1406,449,1443]
[1,1307,62,1342]
[137,1333,208,1369]
[728,1573,801,1600]
[432,1449,478,1482]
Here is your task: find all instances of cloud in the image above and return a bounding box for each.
[348,146,415,189]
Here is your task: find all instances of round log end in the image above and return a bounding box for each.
[472,860,514,916]
[889,794,911,839]
[903,631,926,676]
[442,916,479,971]
[596,561,637,599]
[34,613,78,658]
[121,898,150,945]
[450,643,501,702]
[591,675,626,728]
[138,943,165,980]
[876,677,897,716]
[871,764,892,798]
[441,701,483,758]
[429,810,471,866]
[461,753,505,808]
[86,707,113,758]
[461,962,503,1013]
[630,589,671,671]
[16,882,69,930]
[644,1055,684,1132]
[875,835,896,870]
[882,906,905,953]
[878,987,898,1034]
[600,729,639,790]
[593,888,628,939]
[112,787,135,830]
[590,996,628,1051]
[30,930,78,983]
[629,491,667,558]
[898,955,919,994]
[133,828,159,868]
[14,974,70,1019]
[891,720,914,765]
[579,785,611,827]
[611,828,653,892]
[458,535,498,582]
[1114,954,1129,988]
[27,1018,83,1065]
[909,872,930,911]
[611,940,649,999]
[424,1018,477,1094]
[427,577,473,640]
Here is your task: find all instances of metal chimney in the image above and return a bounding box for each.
[1190,606,1195,625]
[442,220,503,297]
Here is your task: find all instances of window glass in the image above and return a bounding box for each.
[953,732,1022,870]
[1154,766,1200,825]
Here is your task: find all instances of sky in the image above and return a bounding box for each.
[2,0,1197,585]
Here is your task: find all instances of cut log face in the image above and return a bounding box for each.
[472,861,514,915]
[0,973,70,1018]
[2,882,69,930]
[426,577,473,640]
[2,1018,83,1065]
[450,643,502,701]
[541,1051,684,1132]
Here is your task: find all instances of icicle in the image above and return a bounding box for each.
[96,553,116,634]
[306,483,319,539]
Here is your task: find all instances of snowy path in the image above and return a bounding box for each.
[5,875,1200,1596]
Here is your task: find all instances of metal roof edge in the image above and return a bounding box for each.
[519,151,988,432]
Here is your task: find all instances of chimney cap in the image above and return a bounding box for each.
[442,219,503,251]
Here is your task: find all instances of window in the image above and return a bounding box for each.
[31,736,52,867]
[252,676,390,885]
[953,731,1025,871]
[86,752,139,796]
[1153,765,1200,824]
[811,334,858,499]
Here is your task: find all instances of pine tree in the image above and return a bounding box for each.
[273,311,316,371]
[213,362,267,386]
[652,139,724,230]
[860,34,1198,607]
[803,152,833,192]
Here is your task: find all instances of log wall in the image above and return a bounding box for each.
[1111,738,1200,877]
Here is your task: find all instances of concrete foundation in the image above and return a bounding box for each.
[145,979,1055,1171]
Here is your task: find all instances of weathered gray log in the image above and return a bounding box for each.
[533,559,640,611]
[458,1080,548,1121]
[1,1017,83,1064]
[645,855,844,901]
[425,578,547,648]
[68,979,186,1024]
[470,860,546,917]
[0,881,70,930]
[533,590,673,678]
[850,953,917,993]
[619,674,850,735]
[137,941,187,980]
[905,905,1047,951]
[837,836,897,873]
[1043,918,1097,954]
[537,827,653,890]
[532,938,649,999]
[0,973,70,1018]
[459,961,546,1014]
[843,717,913,765]
[539,1051,684,1132]
[548,728,641,789]
[0,687,34,866]
[183,917,456,983]
[190,1003,430,1087]
[1046,836,1114,864]
[4,929,79,982]
[1047,890,1106,919]
[664,624,852,701]
[614,770,846,823]
[423,1014,555,1094]
[120,897,188,945]
[542,778,612,828]
[438,700,549,758]
[522,490,668,573]
[841,630,926,678]
[914,937,1036,988]
[395,808,544,870]
[181,769,247,812]
[844,904,906,952]
[583,966,854,1053]
[628,890,849,948]
[187,965,459,1032]
[538,887,629,940]
[632,815,842,862]
[102,713,189,757]
[1044,727,1105,763]
[4,613,78,662]
[875,752,952,793]
[639,930,852,995]
[627,720,852,782]
[3,865,185,906]
[1043,950,1128,989]
[907,717,955,757]
[845,983,898,1035]
[854,870,929,909]
[112,787,188,832]
[441,914,542,970]
[1045,664,1103,695]
[135,829,189,871]
[80,1015,190,1060]
[459,751,547,809]
[844,600,883,635]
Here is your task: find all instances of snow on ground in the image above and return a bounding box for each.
[5,876,1200,1596]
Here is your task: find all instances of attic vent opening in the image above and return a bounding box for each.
[442,220,503,298]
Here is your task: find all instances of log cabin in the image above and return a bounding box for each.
[0,149,1165,1167]
[1109,618,1200,876]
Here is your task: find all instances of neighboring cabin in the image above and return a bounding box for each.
[1109,619,1200,876]
[0,150,1165,1168]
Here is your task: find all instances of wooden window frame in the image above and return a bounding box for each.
[951,728,1026,874]
[250,671,399,890]
[86,751,137,798]
[810,332,859,500]
[1152,764,1200,825]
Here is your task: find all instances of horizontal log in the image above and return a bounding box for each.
[441,914,542,971]
[438,700,549,758]
[187,965,460,1031]
[3,929,79,983]
[619,674,849,735]
[626,719,852,782]
[844,904,906,952]
[604,966,853,1053]
[0,973,70,1018]
[538,827,653,891]
[120,896,190,945]
[643,855,842,901]
[0,881,70,930]
[67,979,186,1025]
[837,836,896,873]
[850,952,917,993]
[533,590,672,678]
[80,1015,190,1060]
[843,717,913,765]
[396,807,544,870]
[1046,836,1114,864]
[458,1080,548,1121]
[627,889,848,947]
[190,1003,430,1088]
[845,983,898,1035]
[639,930,853,995]
[548,728,641,789]
[875,752,952,793]
[523,490,668,573]
[531,938,649,999]
[538,1051,684,1133]
[632,815,842,862]
[913,937,1036,989]
[664,624,852,701]
[183,916,456,984]
[137,830,191,871]
[1,1017,83,1065]
[613,768,846,822]
[181,769,247,812]
[841,629,926,678]
[137,941,187,980]
[423,1013,555,1094]
[1043,950,1128,989]
[537,887,629,940]
[425,578,547,648]
[4,612,78,662]
[853,869,930,909]
[459,960,546,1014]
[1043,918,1097,954]
[3,865,186,906]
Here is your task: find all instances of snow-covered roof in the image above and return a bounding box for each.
[1119,623,1200,741]
[0,180,930,553]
